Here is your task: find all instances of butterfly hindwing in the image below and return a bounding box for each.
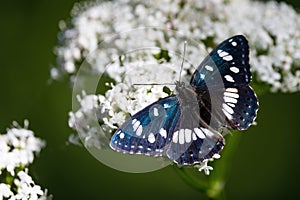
[172,127,224,165]
[222,86,258,130]
[110,96,180,156]
[162,92,225,165]
[166,127,224,165]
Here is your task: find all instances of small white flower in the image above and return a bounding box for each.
[14,170,45,200]
[0,121,50,200]
[0,183,13,199]
[0,121,46,175]
[193,154,220,175]
[68,60,179,149]
[195,160,214,176]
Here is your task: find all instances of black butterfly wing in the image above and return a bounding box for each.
[110,96,180,156]
[190,35,258,130]
[223,86,258,130]
[190,35,251,88]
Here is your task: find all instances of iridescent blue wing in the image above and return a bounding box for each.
[190,35,258,130]
[190,35,251,88]
[110,96,180,156]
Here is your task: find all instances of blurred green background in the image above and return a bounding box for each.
[1,0,300,199]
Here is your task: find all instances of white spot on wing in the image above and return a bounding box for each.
[119,132,125,139]
[136,125,143,136]
[223,108,233,120]
[173,131,178,143]
[231,41,237,46]
[230,66,239,73]
[132,119,137,125]
[224,91,239,99]
[163,103,171,108]
[132,120,140,131]
[205,65,213,72]
[148,133,155,143]
[200,128,214,137]
[159,128,167,138]
[227,103,236,107]
[185,129,192,143]
[179,129,185,144]
[192,133,197,141]
[153,107,159,116]
[225,88,238,93]
[194,128,205,139]
[217,49,234,61]
[223,55,233,61]
[218,50,229,57]
[223,103,234,114]
[224,75,234,82]
[224,96,238,103]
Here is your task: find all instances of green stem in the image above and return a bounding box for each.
[174,131,242,200]
[173,166,208,192]
[208,132,242,199]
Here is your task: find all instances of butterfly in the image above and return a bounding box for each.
[109,35,258,165]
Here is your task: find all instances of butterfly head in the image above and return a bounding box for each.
[175,80,185,89]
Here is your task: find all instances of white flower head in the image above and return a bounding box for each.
[54,0,300,92]
[0,183,13,199]
[0,121,50,200]
[13,169,47,200]
[0,120,46,176]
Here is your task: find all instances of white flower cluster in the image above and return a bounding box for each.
[54,0,300,92]
[0,121,50,200]
[0,170,49,200]
[68,92,105,148]
[68,61,179,147]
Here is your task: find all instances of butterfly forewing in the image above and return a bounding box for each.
[190,35,251,88]
[110,96,180,156]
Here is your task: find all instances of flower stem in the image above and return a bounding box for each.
[208,132,242,199]
[174,131,242,200]
[173,166,208,192]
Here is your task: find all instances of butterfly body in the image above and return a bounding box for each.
[109,35,258,165]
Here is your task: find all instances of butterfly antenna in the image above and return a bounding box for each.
[179,41,187,83]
